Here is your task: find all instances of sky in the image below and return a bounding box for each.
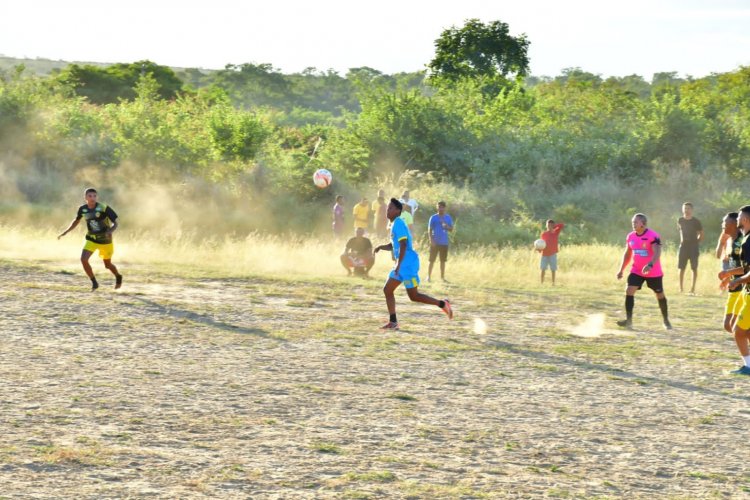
[2,0,750,79]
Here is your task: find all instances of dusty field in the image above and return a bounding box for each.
[1,259,750,499]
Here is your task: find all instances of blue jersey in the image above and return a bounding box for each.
[391,217,416,259]
[428,213,453,246]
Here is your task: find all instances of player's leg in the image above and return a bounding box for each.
[617,274,642,328]
[550,254,558,285]
[341,254,353,275]
[382,277,401,329]
[646,277,671,329]
[402,276,453,319]
[540,256,548,284]
[98,244,122,288]
[690,250,698,294]
[439,246,447,280]
[363,255,375,276]
[427,245,437,281]
[731,301,750,374]
[724,292,741,333]
[678,247,687,292]
[80,247,98,290]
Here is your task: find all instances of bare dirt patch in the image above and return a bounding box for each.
[1,260,749,498]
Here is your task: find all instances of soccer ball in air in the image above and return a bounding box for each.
[534,238,547,250]
[313,168,333,188]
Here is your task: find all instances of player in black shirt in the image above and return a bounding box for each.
[340,227,374,277]
[677,202,704,293]
[58,188,123,291]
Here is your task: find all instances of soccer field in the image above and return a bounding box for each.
[1,229,748,498]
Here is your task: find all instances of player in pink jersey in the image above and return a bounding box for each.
[616,213,672,329]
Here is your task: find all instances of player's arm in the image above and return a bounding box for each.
[107,218,118,235]
[643,243,661,274]
[716,233,730,259]
[58,217,82,239]
[729,269,750,288]
[697,228,705,244]
[719,266,745,280]
[374,243,393,253]
[554,222,564,234]
[617,247,633,279]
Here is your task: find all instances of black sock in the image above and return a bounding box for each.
[438,300,446,308]
[658,298,668,320]
[91,277,99,289]
[625,295,634,320]
[389,314,397,323]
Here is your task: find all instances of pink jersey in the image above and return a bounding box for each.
[627,228,663,277]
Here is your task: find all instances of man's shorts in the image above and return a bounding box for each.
[626,273,664,293]
[725,289,744,317]
[429,244,449,263]
[389,261,420,289]
[540,254,557,271]
[734,290,750,330]
[678,245,700,270]
[83,240,114,260]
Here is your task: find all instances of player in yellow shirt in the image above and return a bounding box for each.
[353,197,370,231]
[58,187,123,291]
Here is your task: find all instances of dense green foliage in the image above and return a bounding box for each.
[2,23,750,248]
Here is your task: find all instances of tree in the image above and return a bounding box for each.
[57,60,184,104]
[428,19,530,85]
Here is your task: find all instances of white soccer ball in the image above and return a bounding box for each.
[534,238,547,250]
[313,168,333,188]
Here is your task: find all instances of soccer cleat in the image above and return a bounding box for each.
[441,299,454,320]
[380,321,400,331]
[115,274,123,289]
[91,280,99,292]
[663,319,673,330]
[730,365,750,376]
[616,319,632,329]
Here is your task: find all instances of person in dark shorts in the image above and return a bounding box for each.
[427,201,453,282]
[340,227,374,277]
[616,213,671,329]
[678,202,704,294]
[58,187,123,291]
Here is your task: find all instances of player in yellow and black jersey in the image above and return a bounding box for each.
[58,187,123,291]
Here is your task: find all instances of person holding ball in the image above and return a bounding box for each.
[537,219,564,285]
[616,213,672,330]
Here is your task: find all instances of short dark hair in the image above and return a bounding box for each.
[85,187,97,195]
[336,195,343,202]
[634,213,648,224]
[546,219,554,225]
[740,205,750,218]
[726,212,739,221]
[437,201,446,207]
[683,202,693,208]
[390,197,403,211]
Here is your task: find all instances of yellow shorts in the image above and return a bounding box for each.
[725,291,743,317]
[734,290,750,330]
[83,240,114,260]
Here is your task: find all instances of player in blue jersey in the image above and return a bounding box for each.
[374,198,453,330]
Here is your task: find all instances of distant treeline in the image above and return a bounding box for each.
[1,50,749,245]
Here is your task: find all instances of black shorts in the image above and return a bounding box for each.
[627,273,664,293]
[429,244,449,263]
[678,245,699,270]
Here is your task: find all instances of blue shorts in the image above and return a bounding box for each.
[540,254,557,271]
[389,260,420,289]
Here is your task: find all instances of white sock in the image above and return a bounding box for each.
[743,355,750,367]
